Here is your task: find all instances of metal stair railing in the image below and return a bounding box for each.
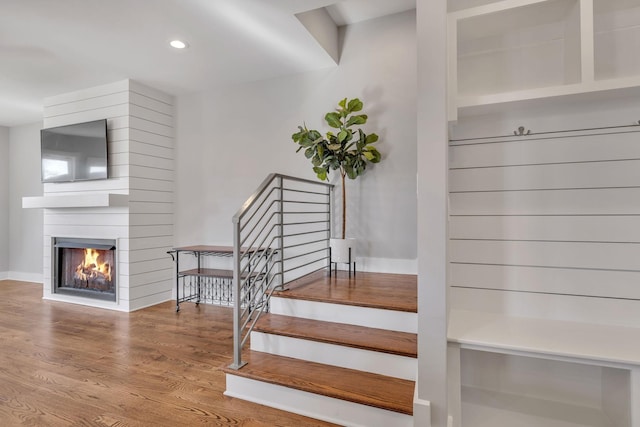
[229,173,334,369]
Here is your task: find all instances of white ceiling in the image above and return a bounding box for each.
[0,0,415,127]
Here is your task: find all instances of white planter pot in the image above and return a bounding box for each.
[330,238,356,264]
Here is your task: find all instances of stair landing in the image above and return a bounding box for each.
[278,270,417,312]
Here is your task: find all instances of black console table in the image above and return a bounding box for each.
[168,245,238,312]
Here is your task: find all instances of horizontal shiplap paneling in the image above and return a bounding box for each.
[450,159,640,192]
[129,129,173,148]
[43,80,130,108]
[129,225,173,239]
[449,129,640,169]
[450,215,640,242]
[129,166,173,182]
[450,188,640,215]
[129,214,173,226]
[130,141,173,160]
[450,264,640,300]
[130,92,173,116]
[124,80,173,310]
[128,202,173,214]
[41,79,174,312]
[130,104,173,127]
[127,268,174,287]
[449,125,640,303]
[129,80,174,106]
[43,91,129,119]
[450,240,640,271]
[130,117,172,138]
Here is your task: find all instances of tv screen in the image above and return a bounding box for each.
[41,119,108,183]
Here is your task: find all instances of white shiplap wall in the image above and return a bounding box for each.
[449,124,640,326]
[42,80,174,311]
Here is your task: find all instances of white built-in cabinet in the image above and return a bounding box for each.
[448,0,640,120]
[446,0,640,425]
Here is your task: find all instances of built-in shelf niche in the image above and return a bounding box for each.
[594,0,640,81]
[448,0,640,119]
[461,349,632,427]
[456,0,581,97]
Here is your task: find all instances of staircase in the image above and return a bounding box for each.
[223,270,417,427]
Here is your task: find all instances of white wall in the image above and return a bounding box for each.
[0,126,9,277]
[8,123,43,282]
[175,10,417,272]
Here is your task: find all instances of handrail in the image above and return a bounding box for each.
[233,173,333,223]
[229,173,334,369]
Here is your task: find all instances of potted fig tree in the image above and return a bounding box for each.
[292,98,381,269]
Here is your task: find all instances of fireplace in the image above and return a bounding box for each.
[53,238,117,302]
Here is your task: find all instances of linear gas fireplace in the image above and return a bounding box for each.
[53,238,117,302]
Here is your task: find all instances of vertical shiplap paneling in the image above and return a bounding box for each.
[449,125,640,302]
[126,81,174,310]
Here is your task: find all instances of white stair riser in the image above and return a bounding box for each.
[270,297,417,334]
[225,374,413,427]
[251,331,417,381]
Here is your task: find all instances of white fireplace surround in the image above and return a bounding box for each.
[22,79,175,312]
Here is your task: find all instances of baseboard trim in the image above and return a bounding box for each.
[413,388,431,427]
[7,271,43,283]
[333,257,417,274]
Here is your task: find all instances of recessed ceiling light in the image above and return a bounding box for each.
[170,40,188,49]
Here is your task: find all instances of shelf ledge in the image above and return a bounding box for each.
[448,309,640,367]
[22,193,129,209]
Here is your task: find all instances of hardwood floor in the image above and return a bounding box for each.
[0,280,335,427]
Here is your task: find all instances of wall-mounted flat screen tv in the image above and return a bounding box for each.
[41,119,108,183]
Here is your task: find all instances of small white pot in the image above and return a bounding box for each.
[330,238,356,264]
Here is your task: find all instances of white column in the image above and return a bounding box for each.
[416,0,449,426]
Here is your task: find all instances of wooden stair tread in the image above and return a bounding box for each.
[276,270,417,313]
[224,351,414,415]
[254,313,417,358]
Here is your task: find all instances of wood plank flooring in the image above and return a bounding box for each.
[0,280,335,427]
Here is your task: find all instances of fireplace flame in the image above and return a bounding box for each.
[75,248,112,282]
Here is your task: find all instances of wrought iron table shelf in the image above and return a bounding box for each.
[168,246,240,312]
[168,245,264,312]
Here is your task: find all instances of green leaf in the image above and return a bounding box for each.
[345,114,367,127]
[337,129,348,143]
[327,143,341,151]
[305,147,314,159]
[338,98,347,109]
[363,151,374,161]
[347,98,363,112]
[366,133,379,144]
[313,166,328,181]
[325,112,342,128]
[366,146,381,163]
